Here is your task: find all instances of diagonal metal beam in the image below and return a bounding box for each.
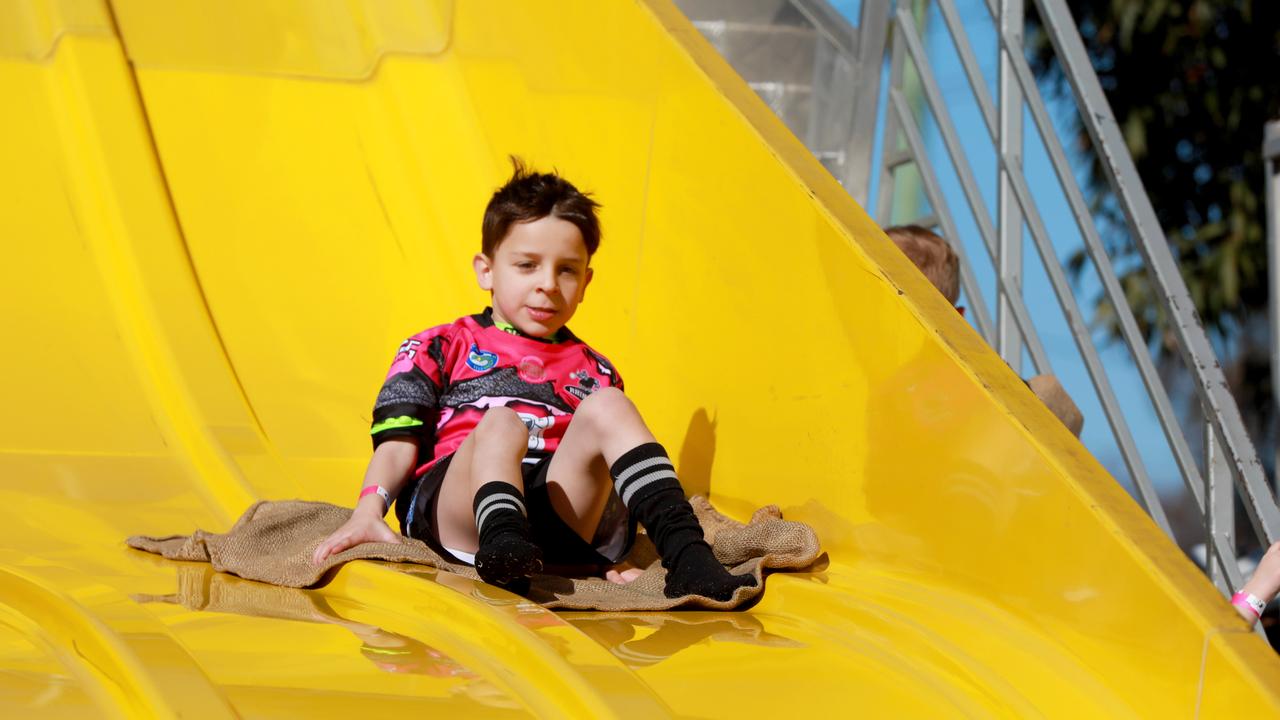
[1030,0,1280,544]
[998,25,1207,518]
[891,90,998,343]
[895,8,999,260]
[893,7,1051,374]
[1001,137,1173,534]
[935,0,997,139]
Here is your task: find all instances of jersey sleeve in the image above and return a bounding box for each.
[370,328,449,449]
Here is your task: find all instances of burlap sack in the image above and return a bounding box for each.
[127,496,822,611]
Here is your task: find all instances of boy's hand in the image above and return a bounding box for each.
[312,496,403,565]
[1027,374,1084,437]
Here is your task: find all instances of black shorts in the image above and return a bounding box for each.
[395,453,636,571]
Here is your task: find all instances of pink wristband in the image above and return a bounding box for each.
[359,485,392,512]
[1232,591,1265,620]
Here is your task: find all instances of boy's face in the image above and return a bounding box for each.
[473,215,593,338]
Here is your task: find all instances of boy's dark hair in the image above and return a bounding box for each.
[883,224,961,305]
[482,157,602,258]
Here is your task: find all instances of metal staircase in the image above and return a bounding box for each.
[675,0,1280,600]
[675,0,863,180]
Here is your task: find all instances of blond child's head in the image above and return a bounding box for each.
[884,224,960,305]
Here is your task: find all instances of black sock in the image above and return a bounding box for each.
[611,443,756,600]
[472,482,542,588]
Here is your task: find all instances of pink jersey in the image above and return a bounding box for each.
[370,309,624,476]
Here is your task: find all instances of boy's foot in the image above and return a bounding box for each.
[663,542,757,601]
[607,442,757,601]
[473,532,543,587]
[604,560,643,585]
[472,482,542,588]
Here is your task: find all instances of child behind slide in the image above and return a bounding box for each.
[882,226,1280,635]
[884,224,1085,438]
[313,159,756,601]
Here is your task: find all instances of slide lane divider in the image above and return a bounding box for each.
[322,561,674,719]
[0,564,237,719]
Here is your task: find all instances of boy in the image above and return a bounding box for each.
[885,224,961,309]
[313,160,757,601]
[884,224,1085,437]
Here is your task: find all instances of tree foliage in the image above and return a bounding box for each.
[1028,0,1280,455]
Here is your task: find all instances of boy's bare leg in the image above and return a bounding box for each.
[433,407,542,586]
[547,388,755,600]
[542,398,646,584]
[540,446,642,585]
[545,391,656,541]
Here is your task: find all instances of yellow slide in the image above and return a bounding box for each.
[2,0,1277,715]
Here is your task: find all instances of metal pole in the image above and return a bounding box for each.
[1206,422,1237,595]
[891,90,999,344]
[1003,146,1172,533]
[893,7,1051,374]
[891,1,929,226]
[996,0,1025,373]
[935,0,996,138]
[836,0,889,206]
[999,40,1207,512]
[1206,424,1269,640]
[1265,120,1280,497]
[874,13,908,225]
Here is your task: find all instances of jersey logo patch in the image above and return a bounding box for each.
[565,369,600,401]
[518,355,546,382]
[396,338,421,360]
[466,344,499,372]
[517,412,555,451]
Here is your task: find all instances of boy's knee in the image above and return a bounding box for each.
[474,407,529,445]
[579,385,629,410]
[575,387,634,425]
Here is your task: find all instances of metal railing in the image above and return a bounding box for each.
[681,0,1280,601]
[1267,119,1280,507]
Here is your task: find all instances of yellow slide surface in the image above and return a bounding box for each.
[3,0,1278,716]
